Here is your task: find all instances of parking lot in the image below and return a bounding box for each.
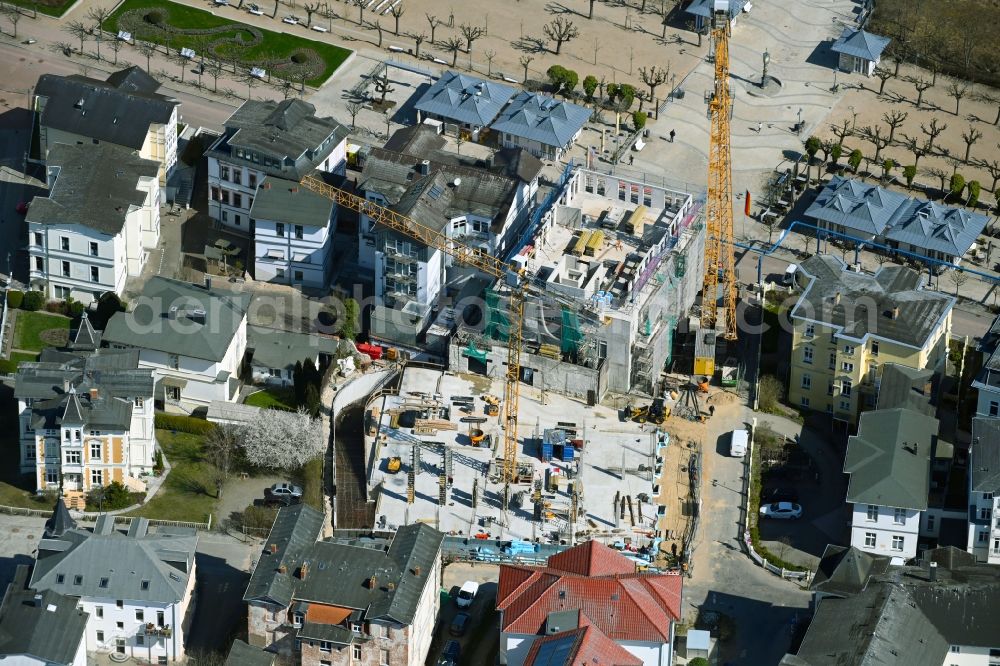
[427,562,501,666]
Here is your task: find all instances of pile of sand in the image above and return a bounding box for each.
[706,391,739,406]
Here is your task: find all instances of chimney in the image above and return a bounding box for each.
[890,306,899,320]
[834,292,841,305]
[412,566,421,577]
[32,594,43,607]
[204,275,212,290]
[269,543,278,554]
[89,388,99,401]
[419,159,430,176]
[929,561,938,582]
[299,562,309,580]
[168,306,178,320]
[278,564,287,574]
[290,186,299,193]
[368,575,377,589]
[386,581,396,591]
[262,181,271,189]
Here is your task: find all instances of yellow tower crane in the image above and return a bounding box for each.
[299,175,524,485]
[700,0,739,341]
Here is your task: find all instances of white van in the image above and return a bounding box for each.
[730,429,749,457]
[456,581,479,608]
[782,264,798,286]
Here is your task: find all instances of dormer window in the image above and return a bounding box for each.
[292,612,304,628]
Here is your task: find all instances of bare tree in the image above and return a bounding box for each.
[136,40,157,71]
[87,7,113,61]
[373,19,383,48]
[972,157,1000,192]
[878,112,906,146]
[587,0,597,19]
[304,1,321,26]
[205,424,242,499]
[961,125,983,162]
[460,23,485,53]
[109,36,123,65]
[242,69,259,100]
[639,65,669,111]
[974,90,1000,126]
[909,76,932,108]
[858,125,891,163]
[484,49,497,77]
[173,51,189,83]
[412,32,426,58]
[949,269,968,295]
[425,13,440,43]
[205,59,223,92]
[390,4,404,35]
[4,6,20,39]
[947,81,970,116]
[443,36,463,67]
[919,118,947,151]
[352,0,365,25]
[543,16,580,55]
[901,134,931,168]
[372,70,394,103]
[828,118,852,148]
[346,101,362,128]
[519,54,534,84]
[873,67,894,96]
[281,78,294,99]
[321,4,338,31]
[64,20,90,54]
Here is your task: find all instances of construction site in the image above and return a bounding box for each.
[358,366,702,569]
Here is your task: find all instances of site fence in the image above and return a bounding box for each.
[0,504,213,531]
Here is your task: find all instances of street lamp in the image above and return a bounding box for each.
[849,105,858,131]
[762,50,770,86]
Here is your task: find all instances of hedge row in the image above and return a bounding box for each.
[749,526,809,572]
[154,413,217,435]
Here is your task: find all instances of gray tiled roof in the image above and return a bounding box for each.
[0,566,88,666]
[684,0,749,18]
[225,639,275,666]
[810,545,891,598]
[247,326,338,371]
[207,100,349,181]
[245,505,444,625]
[876,364,936,415]
[791,255,955,348]
[972,315,1000,393]
[804,176,909,237]
[102,277,250,362]
[490,92,591,149]
[30,515,197,605]
[831,27,892,61]
[44,500,78,539]
[248,177,335,227]
[845,408,936,510]
[885,199,988,258]
[27,143,159,235]
[34,67,177,151]
[413,72,515,128]
[971,418,1000,493]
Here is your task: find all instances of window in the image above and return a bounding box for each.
[211,186,220,201]
[891,535,904,551]
[99,577,109,588]
[977,530,989,543]
[991,401,999,417]
[380,649,389,666]
[841,362,854,372]
[981,507,993,521]
[294,225,304,239]
[33,232,43,246]
[25,444,34,460]
[65,450,81,465]
[894,508,906,524]
[157,611,164,626]
[89,242,98,257]
[828,352,836,370]
[233,193,242,208]
[926,514,935,531]
[97,631,104,643]
[294,270,304,281]
[34,256,43,271]
[62,261,70,277]
[90,442,102,459]
[220,165,230,181]
[116,600,123,609]
[844,345,856,355]
[73,575,83,585]
[351,623,361,634]
[803,346,813,364]
[805,324,815,338]
[135,610,144,621]
[320,662,330,666]
[222,210,229,223]
[141,580,149,591]
[864,532,876,548]
[800,397,810,407]
[842,380,853,397]
[56,574,65,583]
[276,223,285,237]
[116,622,124,629]
[871,341,879,356]
[867,505,879,521]
[61,237,69,251]
[801,374,811,389]
[137,635,145,646]
[233,169,242,185]
[319,641,332,654]
[170,354,180,370]
[91,469,103,486]
[167,386,181,402]
[95,606,103,618]
[352,645,361,661]
[90,266,99,283]
[951,646,960,653]
[134,397,144,409]
[840,399,851,410]
[249,173,257,189]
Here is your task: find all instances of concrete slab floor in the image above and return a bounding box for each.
[367,367,663,546]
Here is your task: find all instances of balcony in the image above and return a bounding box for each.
[142,624,172,638]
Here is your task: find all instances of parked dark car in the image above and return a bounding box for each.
[437,640,461,665]
[763,487,799,504]
[449,612,471,637]
[264,483,303,506]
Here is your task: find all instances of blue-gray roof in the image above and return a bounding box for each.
[971,418,1000,494]
[413,72,515,128]
[0,567,89,666]
[490,92,590,149]
[831,27,891,62]
[685,0,749,18]
[885,200,988,259]
[804,176,909,236]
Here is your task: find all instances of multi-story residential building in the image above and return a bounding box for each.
[490,92,591,160]
[844,407,937,560]
[0,565,89,666]
[971,314,1000,418]
[967,418,1000,564]
[787,255,953,424]
[15,314,156,493]
[783,546,1000,665]
[249,178,338,287]
[497,540,683,666]
[246,325,338,387]
[412,71,515,137]
[30,508,197,663]
[205,99,348,232]
[244,505,444,666]
[33,66,179,192]
[26,143,160,305]
[102,277,250,413]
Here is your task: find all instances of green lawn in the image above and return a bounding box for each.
[12,311,71,352]
[127,430,218,524]
[5,0,79,18]
[245,387,296,411]
[105,0,352,87]
[9,351,40,364]
[0,403,47,509]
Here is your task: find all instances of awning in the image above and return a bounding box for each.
[305,604,353,625]
[160,376,188,388]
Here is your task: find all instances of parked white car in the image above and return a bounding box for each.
[247,3,264,14]
[282,15,300,24]
[456,581,479,608]
[759,501,803,520]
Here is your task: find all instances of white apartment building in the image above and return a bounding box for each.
[249,178,337,287]
[102,277,250,413]
[31,511,197,663]
[15,316,156,492]
[205,99,348,233]
[26,143,160,305]
[968,418,1000,564]
[844,408,937,561]
[34,66,179,193]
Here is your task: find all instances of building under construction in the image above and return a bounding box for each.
[447,167,705,400]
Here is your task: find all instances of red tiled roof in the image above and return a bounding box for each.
[497,543,683,644]
[546,540,636,577]
[523,625,643,666]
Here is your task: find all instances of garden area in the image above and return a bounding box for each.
[12,310,71,354]
[245,386,296,411]
[4,0,78,18]
[104,0,352,87]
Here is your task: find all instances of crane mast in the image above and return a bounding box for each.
[299,176,523,485]
[700,1,738,341]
